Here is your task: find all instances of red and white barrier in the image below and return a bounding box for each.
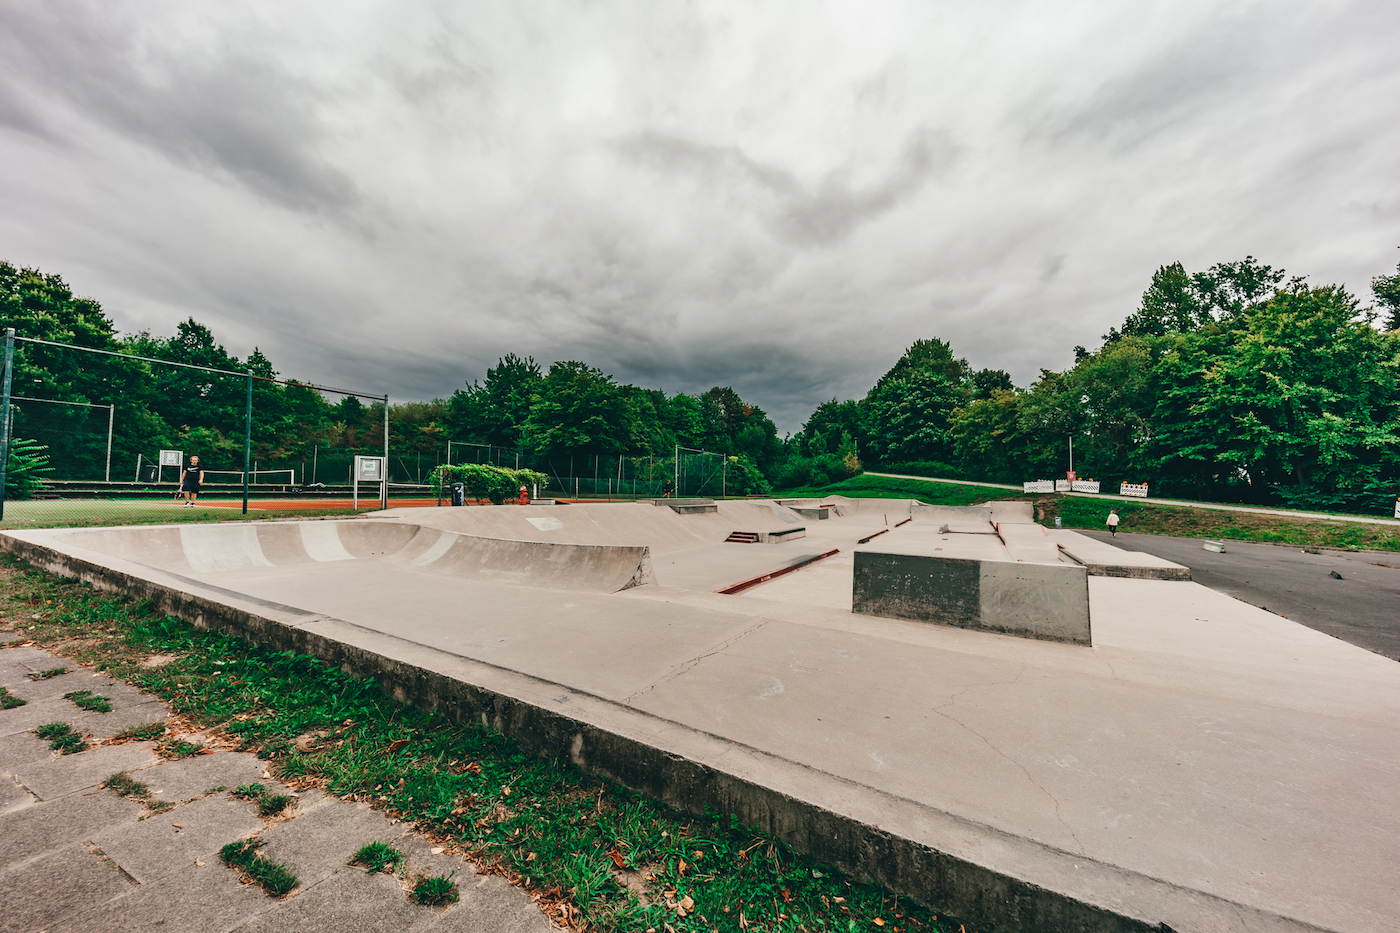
[1120,483,1149,498]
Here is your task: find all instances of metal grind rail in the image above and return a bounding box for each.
[714,548,841,595]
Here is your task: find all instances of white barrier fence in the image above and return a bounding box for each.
[1120,483,1150,498]
[1025,479,1102,494]
[1023,480,1055,493]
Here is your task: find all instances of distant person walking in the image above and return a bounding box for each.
[179,456,204,507]
[1106,508,1120,537]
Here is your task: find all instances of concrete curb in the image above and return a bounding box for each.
[0,531,1336,933]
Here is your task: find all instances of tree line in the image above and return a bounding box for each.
[792,256,1400,512]
[4,254,1398,511]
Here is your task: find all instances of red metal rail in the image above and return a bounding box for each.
[714,548,841,595]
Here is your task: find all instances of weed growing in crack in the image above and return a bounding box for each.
[34,722,86,754]
[219,838,298,897]
[349,841,404,874]
[232,783,293,816]
[63,690,112,713]
[0,686,26,709]
[27,666,68,680]
[113,721,167,741]
[411,872,459,906]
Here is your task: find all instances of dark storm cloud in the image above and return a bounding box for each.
[1,1,1398,434]
[0,3,357,215]
[616,127,958,246]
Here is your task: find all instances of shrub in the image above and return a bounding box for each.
[5,438,52,500]
[428,463,548,504]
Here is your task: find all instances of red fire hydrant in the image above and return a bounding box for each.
[519,484,529,506]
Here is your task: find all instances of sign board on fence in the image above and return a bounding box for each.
[1121,483,1150,498]
[1055,479,1074,492]
[352,455,386,511]
[1023,480,1055,493]
[158,449,183,467]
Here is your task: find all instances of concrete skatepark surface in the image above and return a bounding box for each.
[1081,529,1400,661]
[3,498,1397,933]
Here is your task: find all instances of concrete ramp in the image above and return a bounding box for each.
[1052,532,1192,580]
[58,521,655,594]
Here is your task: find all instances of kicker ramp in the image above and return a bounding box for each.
[57,521,655,593]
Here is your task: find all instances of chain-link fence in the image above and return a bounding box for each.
[0,330,394,529]
[0,330,743,529]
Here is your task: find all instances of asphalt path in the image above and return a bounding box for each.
[1081,529,1400,661]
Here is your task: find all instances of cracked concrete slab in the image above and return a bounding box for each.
[229,866,436,933]
[0,843,135,933]
[9,741,159,800]
[255,797,406,888]
[91,793,265,885]
[48,855,275,933]
[0,783,142,867]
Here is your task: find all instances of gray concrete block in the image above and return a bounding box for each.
[49,854,275,933]
[232,866,432,933]
[71,698,172,742]
[10,741,159,800]
[0,692,78,737]
[853,551,1091,645]
[141,750,271,804]
[425,872,560,933]
[91,793,263,884]
[0,773,35,816]
[256,798,402,887]
[0,844,135,933]
[0,727,52,771]
[0,785,142,867]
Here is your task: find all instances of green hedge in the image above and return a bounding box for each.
[428,463,548,504]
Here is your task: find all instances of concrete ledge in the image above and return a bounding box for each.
[0,531,1332,933]
[852,551,1092,645]
[758,527,807,543]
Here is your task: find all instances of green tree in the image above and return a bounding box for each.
[1373,259,1400,331]
[522,362,632,464]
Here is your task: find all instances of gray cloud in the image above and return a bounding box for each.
[1,0,1398,434]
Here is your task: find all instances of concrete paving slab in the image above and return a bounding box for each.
[10,740,158,800]
[140,750,274,804]
[256,797,405,888]
[91,792,265,884]
[0,843,135,933]
[49,855,275,933]
[0,772,34,815]
[0,724,51,769]
[4,666,99,702]
[0,785,142,868]
[423,872,560,933]
[0,691,82,736]
[230,866,434,933]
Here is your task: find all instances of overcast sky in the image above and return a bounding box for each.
[2,1,1398,432]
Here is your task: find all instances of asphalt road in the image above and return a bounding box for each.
[1081,529,1400,662]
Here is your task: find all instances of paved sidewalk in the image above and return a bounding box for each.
[0,641,558,933]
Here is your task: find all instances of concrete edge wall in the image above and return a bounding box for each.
[852,552,1093,645]
[0,532,1326,933]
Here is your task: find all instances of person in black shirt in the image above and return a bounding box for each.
[180,456,204,507]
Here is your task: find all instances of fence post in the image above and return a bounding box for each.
[105,403,115,484]
[381,395,389,510]
[242,371,252,515]
[0,328,14,521]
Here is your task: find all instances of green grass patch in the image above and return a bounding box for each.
[232,783,294,816]
[27,666,68,680]
[159,739,205,759]
[102,771,151,800]
[0,685,26,709]
[113,721,167,741]
[219,838,299,897]
[1040,495,1400,552]
[411,872,459,906]
[0,554,964,933]
[0,499,371,532]
[63,689,112,713]
[349,841,404,874]
[34,722,87,754]
[778,473,1022,507]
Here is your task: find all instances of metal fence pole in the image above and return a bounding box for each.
[242,371,252,515]
[105,404,115,484]
[0,328,14,521]
[382,395,389,510]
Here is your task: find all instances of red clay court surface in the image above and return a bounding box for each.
[199,498,451,510]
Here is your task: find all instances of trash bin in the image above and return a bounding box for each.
[141,463,159,483]
[450,483,466,507]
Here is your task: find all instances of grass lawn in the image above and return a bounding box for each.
[0,499,366,530]
[776,473,1025,507]
[0,556,966,933]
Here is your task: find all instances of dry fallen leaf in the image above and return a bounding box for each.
[679,895,694,911]
[386,738,409,754]
[195,860,204,867]
[874,920,886,927]
[430,847,444,855]
[678,858,687,875]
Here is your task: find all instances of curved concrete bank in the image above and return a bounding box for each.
[2,509,1396,933]
[57,520,655,593]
